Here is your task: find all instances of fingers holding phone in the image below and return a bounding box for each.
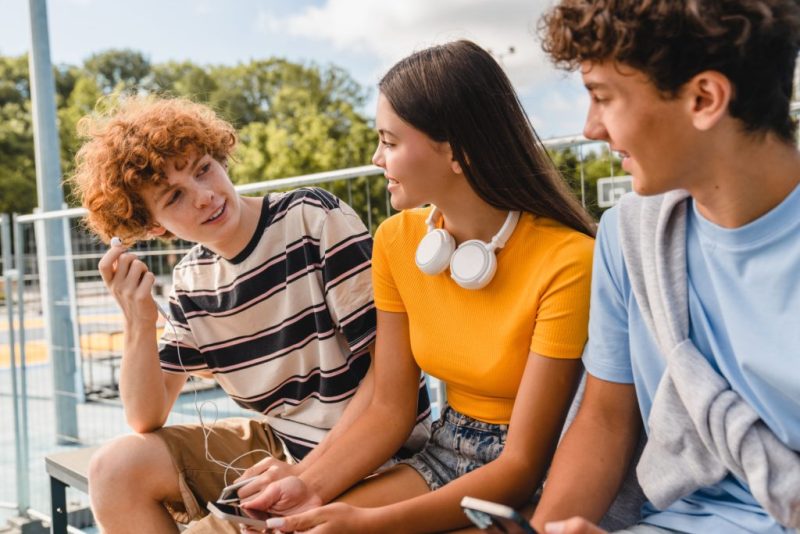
[461,497,538,534]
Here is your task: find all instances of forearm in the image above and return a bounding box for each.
[300,398,416,503]
[298,351,375,471]
[531,380,641,531]
[119,321,181,432]
[373,453,539,533]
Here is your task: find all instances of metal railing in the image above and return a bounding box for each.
[0,134,616,527]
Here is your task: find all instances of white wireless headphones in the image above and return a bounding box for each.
[415,207,520,290]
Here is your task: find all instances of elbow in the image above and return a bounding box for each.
[125,412,167,434]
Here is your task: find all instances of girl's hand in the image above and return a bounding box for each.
[262,503,378,533]
[240,475,322,516]
[234,458,301,503]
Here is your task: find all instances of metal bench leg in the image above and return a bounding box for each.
[50,476,68,534]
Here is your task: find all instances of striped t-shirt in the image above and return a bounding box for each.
[159,188,430,460]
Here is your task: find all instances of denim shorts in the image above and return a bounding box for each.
[399,405,507,490]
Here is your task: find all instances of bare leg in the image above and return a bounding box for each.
[89,433,182,534]
[335,464,430,507]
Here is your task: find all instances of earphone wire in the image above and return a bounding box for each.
[158,301,271,486]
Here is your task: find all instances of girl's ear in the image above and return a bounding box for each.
[684,70,732,132]
[451,158,463,175]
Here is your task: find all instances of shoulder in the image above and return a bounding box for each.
[526,214,595,265]
[374,207,430,250]
[268,187,341,217]
[172,243,215,274]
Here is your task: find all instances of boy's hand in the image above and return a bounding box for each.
[98,244,158,326]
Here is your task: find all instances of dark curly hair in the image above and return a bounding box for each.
[68,95,237,244]
[540,0,800,142]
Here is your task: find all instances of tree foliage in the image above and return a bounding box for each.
[0,50,380,220]
[0,48,619,226]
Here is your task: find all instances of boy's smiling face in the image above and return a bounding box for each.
[580,61,707,196]
[142,151,258,258]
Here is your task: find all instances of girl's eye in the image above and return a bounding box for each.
[380,139,394,148]
[198,163,211,175]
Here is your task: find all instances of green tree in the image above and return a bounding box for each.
[0,55,36,215]
[550,145,624,221]
[83,49,151,94]
[0,50,383,227]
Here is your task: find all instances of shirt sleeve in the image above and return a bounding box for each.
[582,207,635,383]
[318,197,377,354]
[371,219,406,313]
[529,232,595,359]
[158,272,206,374]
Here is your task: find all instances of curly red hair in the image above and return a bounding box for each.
[68,96,237,244]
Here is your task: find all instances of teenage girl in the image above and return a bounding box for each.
[236,40,596,533]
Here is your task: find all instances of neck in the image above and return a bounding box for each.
[435,188,509,245]
[208,196,263,259]
[691,133,800,228]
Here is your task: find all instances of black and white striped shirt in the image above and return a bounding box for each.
[160,188,430,459]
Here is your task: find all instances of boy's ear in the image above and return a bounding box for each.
[684,70,732,131]
[148,224,167,238]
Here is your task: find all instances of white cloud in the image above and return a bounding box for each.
[260,0,560,92]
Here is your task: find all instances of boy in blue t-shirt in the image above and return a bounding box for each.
[535,1,800,533]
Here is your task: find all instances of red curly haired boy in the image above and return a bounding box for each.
[69,96,429,534]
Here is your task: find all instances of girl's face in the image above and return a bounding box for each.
[372,93,462,210]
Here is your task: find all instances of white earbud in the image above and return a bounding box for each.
[415,207,520,290]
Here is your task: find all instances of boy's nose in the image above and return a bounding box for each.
[583,112,608,142]
[195,188,214,208]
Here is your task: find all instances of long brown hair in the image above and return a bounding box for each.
[379,40,595,236]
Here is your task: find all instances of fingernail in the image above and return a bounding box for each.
[265,518,285,529]
[544,521,565,534]
[110,237,122,247]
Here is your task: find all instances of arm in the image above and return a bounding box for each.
[531,374,642,532]
[273,352,583,533]
[236,346,376,486]
[98,246,187,432]
[368,352,583,532]
[240,310,422,512]
[299,345,376,466]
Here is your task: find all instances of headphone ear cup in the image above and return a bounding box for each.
[449,240,497,290]
[416,228,456,275]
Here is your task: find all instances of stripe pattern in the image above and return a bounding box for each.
[159,188,430,459]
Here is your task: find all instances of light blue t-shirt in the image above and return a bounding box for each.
[584,183,800,534]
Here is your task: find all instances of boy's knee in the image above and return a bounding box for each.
[89,434,170,492]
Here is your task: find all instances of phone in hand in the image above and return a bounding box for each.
[460,496,538,534]
[218,475,259,504]
[207,501,270,528]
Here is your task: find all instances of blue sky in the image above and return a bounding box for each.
[0,0,590,138]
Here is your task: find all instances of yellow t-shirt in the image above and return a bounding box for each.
[372,207,594,424]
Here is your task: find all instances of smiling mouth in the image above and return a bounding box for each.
[204,202,226,223]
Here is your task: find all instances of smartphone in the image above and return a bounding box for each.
[218,475,259,504]
[460,496,538,534]
[206,501,270,528]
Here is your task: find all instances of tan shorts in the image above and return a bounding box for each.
[153,417,288,524]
